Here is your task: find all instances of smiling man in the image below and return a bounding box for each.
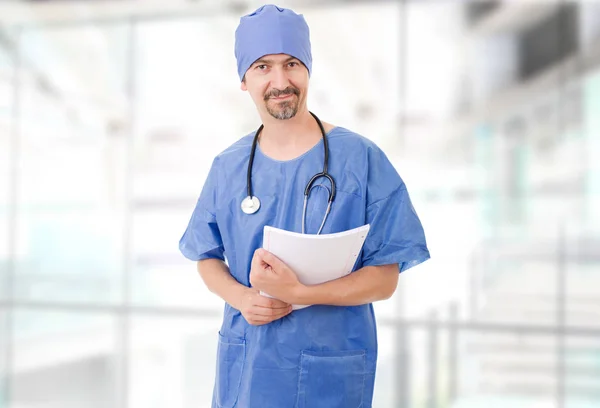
[179,4,430,408]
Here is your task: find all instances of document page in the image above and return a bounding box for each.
[261,224,370,309]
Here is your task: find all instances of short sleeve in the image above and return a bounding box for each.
[178,158,225,262]
[361,149,430,273]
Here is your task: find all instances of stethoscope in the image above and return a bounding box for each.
[240,111,336,235]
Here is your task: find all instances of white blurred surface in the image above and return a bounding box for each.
[1,1,600,408]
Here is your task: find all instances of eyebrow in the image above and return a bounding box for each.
[252,56,299,66]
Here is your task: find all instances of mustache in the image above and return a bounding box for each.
[264,87,300,100]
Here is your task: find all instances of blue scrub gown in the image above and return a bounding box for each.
[179,126,430,408]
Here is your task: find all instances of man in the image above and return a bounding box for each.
[179,4,430,408]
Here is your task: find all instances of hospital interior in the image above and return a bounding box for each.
[0,0,599,407]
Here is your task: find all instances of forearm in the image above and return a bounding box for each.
[197,258,249,310]
[294,264,399,306]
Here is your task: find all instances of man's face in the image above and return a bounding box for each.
[241,53,309,120]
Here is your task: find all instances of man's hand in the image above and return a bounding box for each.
[238,288,293,326]
[249,248,305,304]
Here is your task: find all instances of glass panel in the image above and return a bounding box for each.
[130,17,244,309]
[0,311,7,408]
[129,316,221,408]
[582,68,600,228]
[374,325,600,408]
[372,326,396,407]
[14,211,123,303]
[565,334,600,407]
[11,310,117,408]
[399,0,470,323]
[131,209,219,308]
[0,30,13,302]
[398,2,598,406]
[14,23,129,304]
[454,332,561,407]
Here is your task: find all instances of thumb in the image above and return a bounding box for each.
[258,249,282,269]
[251,250,265,274]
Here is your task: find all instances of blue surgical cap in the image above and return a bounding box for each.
[234,4,312,82]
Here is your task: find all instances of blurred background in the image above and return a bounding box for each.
[0,0,599,407]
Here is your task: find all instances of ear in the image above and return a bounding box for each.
[240,77,247,91]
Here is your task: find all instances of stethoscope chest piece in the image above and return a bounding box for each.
[241,195,261,214]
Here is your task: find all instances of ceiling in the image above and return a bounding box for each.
[0,0,376,27]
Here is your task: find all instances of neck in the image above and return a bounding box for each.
[258,107,320,148]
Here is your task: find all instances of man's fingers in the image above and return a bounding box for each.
[254,295,290,309]
[270,306,293,319]
[246,316,270,326]
[250,304,292,317]
[255,303,290,311]
[246,308,292,325]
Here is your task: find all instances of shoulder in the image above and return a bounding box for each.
[210,132,255,167]
[329,126,405,202]
[217,132,255,158]
[327,126,388,158]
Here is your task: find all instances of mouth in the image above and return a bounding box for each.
[270,94,293,100]
[265,87,300,101]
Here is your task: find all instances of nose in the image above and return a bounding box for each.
[270,66,291,90]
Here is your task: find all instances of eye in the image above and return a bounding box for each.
[288,61,299,67]
[255,64,267,70]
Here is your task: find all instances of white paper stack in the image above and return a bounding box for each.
[260,224,370,309]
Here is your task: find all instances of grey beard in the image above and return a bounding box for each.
[266,100,298,120]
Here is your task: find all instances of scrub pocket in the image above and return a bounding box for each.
[295,349,366,408]
[215,332,245,408]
